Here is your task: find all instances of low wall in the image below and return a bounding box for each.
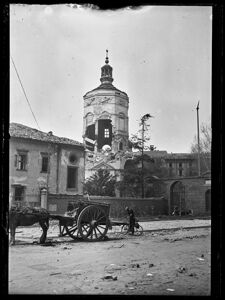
[47,194,84,214]
[47,194,168,218]
[88,196,168,218]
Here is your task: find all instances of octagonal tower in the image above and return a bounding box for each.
[83,50,129,154]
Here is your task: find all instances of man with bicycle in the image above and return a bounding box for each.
[125,206,135,235]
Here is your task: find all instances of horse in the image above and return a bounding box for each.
[9,206,50,245]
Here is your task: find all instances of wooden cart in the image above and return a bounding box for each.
[50,200,111,241]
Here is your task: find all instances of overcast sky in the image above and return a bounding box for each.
[10,4,212,153]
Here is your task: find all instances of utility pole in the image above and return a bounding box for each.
[140,113,153,198]
[141,117,145,198]
[46,132,52,209]
[196,101,201,176]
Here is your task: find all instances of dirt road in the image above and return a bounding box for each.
[9,222,211,295]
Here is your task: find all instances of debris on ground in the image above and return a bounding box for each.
[111,244,124,248]
[149,263,154,268]
[146,273,153,276]
[189,272,197,277]
[102,275,117,281]
[196,257,205,261]
[163,280,173,284]
[49,272,61,276]
[104,264,124,273]
[177,266,187,273]
[40,242,56,247]
[125,282,137,288]
[131,263,140,268]
[166,288,175,292]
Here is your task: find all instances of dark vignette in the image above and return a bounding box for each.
[1,0,223,298]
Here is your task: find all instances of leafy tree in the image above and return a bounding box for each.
[83,169,116,196]
[116,155,167,198]
[124,113,158,197]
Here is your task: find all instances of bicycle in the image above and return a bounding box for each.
[120,218,143,236]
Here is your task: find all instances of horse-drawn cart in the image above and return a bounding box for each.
[50,200,111,241]
[9,199,143,245]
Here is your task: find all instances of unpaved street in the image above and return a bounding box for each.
[9,221,211,295]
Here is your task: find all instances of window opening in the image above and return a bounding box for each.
[14,186,25,201]
[67,167,78,189]
[15,152,27,170]
[104,128,110,138]
[41,156,49,172]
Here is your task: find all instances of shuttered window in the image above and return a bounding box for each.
[15,152,27,170]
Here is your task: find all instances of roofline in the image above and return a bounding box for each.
[10,135,85,150]
[83,86,128,98]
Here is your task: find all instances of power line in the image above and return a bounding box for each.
[10,55,41,131]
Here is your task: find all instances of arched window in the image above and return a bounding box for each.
[119,142,123,151]
[86,113,94,126]
[119,112,125,130]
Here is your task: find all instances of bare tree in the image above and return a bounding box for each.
[191,122,211,173]
[191,122,211,153]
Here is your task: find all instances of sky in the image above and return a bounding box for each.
[10,4,212,153]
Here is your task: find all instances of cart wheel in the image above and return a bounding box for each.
[120,224,144,236]
[121,224,129,235]
[65,224,79,240]
[134,224,143,236]
[59,225,68,237]
[77,205,109,241]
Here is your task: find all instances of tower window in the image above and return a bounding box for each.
[104,128,110,138]
[119,142,123,151]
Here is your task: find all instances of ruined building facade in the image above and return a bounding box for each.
[83,51,131,180]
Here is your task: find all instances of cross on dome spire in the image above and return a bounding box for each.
[105,49,109,64]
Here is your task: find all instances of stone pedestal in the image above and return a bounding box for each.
[40,188,47,209]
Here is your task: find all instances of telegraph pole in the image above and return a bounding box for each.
[141,117,145,198]
[140,114,153,198]
[196,101,201,176]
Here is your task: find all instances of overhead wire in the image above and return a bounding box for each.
[10,54,41,131]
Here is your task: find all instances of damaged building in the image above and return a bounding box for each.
[83,50,130,180]
[9,123,85,212]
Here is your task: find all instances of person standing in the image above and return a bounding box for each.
[125,206,135,235]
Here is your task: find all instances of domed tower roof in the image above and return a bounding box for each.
[100,49,113,84]
[84,50,127,97]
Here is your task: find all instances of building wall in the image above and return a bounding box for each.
[165,159,198,177]
[9,137,85,206]
[163,177,211,215]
